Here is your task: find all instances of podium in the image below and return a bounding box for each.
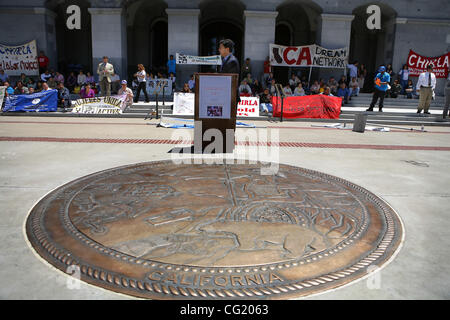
[194,73,239,153]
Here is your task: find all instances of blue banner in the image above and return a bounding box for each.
[3,89,58,112]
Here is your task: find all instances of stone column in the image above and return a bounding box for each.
[317,14,355,80]
[243,10,278,82]
[88,7,127,81]
[166,8,200,88]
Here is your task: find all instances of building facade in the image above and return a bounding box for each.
[1,0,449,94]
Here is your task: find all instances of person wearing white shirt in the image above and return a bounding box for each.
[133,64,149,103]
[349,77,360,97]
[347,61,359,81]
[416,64,436,114]
[238,80,252,95]
[293,83,306,96]
[77,71,87,86]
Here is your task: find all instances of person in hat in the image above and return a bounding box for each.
[97,56,115,97]
[118,80,134,110]
[416,64,437,114]
[366,66,390,112]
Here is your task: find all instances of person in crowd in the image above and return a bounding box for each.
[266,72,274,88]
[19,73,31,87]
[289,74,298,91]
[35,81,44,92]
[390,79,402,98]
[85,72,95,85]
[56,81,71,110]
[319,80,326,93]
[157,71,164,79]
[259,88,273,113]
[252,79,262,95]
[358,64,367,92]
[241,58,252,79]
[239,79,252,96]
[167,55,176,76]
[245,73,254,86]
[405,80,416,99]
[386,64,395,83]
[147,72,156,81]
[294,82,306,96]
[310,80,320,94]
[49,68,56,77]
[269,79,277,96]
[40,69,52,82]
[118,80,134,110]
[66,72,77,92]
[77,70,87,86]
[366,66,390,112]
[188,74,195,91]
[27,78,36,90]
[181,83,191,93]
[0,69,9,83]
[110,72,121,94]
[337,82,350,104]
[3,81,14,96]
[349,77,360,97]
[416,64,436,114]
[338,75,347,86]
[14,81,29,95]
[283,83,293,96]
[97,56,115,97]
[37,51,49,75]
[168,72,176,92]
[398,64,409,95]
[133,64,150,103]
[347,61,359,84]
[47,76,57,89]
[80,83,95,99]
[327,77,338,95]
[28,87,35,94]
[320,86,333,96]
[42,82,51,91]
[54,71,64,85]
[443,74,450,119]
[263,56,271,88]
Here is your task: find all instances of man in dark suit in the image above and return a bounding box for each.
[218,39,240,104]
[218,39,240,74]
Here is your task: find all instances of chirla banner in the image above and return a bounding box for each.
[3,89,58,112]
[173,92,195,115]
[71,95,127,114]
[176,53,222,65]
[271,95,342,119]
[0,40,39,76]
[270,44,348,68]
[237,97,260,117]
[407,50,449,78]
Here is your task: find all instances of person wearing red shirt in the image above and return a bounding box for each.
[37,51,49,75]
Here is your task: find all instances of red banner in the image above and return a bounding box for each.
[407,50,449,78]
[271,95,342,119]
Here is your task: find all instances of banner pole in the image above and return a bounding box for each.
[308,67,312,87]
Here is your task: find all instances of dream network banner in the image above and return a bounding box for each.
[407,50,449,78]
[176,53,221,65]
[3,89,58,112]
[271,95,342,119]
[0,40,39,76]
[270,44,348,68]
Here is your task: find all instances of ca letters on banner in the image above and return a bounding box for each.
[270,44,348,68]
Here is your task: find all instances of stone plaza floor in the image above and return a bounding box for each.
[0,116,449,299]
